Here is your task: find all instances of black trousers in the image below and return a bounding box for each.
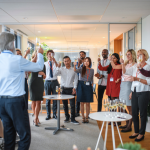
[76,101,80,114]
[132,89,150,135]
[98,85,106,112]
[44,80,59,116]
[0,96,31,150]
[62,88,75,121]
[25,78,28,109]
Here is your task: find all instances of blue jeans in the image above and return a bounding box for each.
[0,97,31,150]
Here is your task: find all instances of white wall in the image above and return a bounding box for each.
[142,14,150,55]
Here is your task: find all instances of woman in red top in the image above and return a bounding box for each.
[98,53,122,100]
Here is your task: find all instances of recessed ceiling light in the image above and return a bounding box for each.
[23,17,28,19]
[45,37,47,38]
[38,31,41,33]
[103,37,105,38]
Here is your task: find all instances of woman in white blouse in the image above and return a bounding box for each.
[120,49,150,142]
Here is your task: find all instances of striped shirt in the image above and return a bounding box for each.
[122,63,136,82]
[75,68,94,83]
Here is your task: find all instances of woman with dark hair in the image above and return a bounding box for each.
[74,57,94,123]
[98,53,122,100]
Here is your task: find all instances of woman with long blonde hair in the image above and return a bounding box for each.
[121,49,150,141]
[119,49,137,132]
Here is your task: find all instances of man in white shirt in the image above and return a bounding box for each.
[44,50,59,120]
[55,56,79,124]
[95,49,110,111]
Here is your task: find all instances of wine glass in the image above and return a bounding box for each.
[56,86,58,94]
[59,58,62,64]
[51,53,54,58]
[119,99,123,116]
[109,100,114,118]
[109,51,112,56]
[74,57,78,62]
[122,100,126,118]
[138,55,143,63]
[113,100,118,117]
[120,52,123,58]
[98,53,101,58]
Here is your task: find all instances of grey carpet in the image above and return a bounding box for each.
[0,113,105,150]
[28,113,105,150]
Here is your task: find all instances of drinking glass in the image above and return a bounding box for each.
[59,58,62,63]
[51,53,54,58]
[98,54,101,58]
[109,100,114,118]
[56,86,58,94]
[122,100,127,118]
[120,52,123,58]
[138,55,143,63]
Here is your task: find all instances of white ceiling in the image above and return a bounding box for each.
[0,0,148,49]
[0,0,150,23]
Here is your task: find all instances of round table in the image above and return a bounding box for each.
[43,94,74,135]
[89,112,132,150]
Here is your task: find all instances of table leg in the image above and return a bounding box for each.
[115,122,123,146]
[103,121,108,150]
[45,100,73,135]
[111,122,115,150]
[95,121,105,150]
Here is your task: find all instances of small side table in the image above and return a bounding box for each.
[43,94,74,135]
[89,112,132,150]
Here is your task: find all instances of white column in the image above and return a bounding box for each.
[89,48,99,84]
[21,35,28,56]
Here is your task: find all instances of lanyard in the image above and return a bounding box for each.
[48,61,53,71]
[111,68,115,76]
[86,69,90,81]
[136,62,146,77]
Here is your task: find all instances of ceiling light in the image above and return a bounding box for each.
[23,17,28,19]
[38,31,41,33]
[45,37,47,38]
[103,37,105,38]
[109,31,111,32]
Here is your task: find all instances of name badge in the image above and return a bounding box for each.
[86,82,90,85]
[38,74,42,78]
[110,77,114,82]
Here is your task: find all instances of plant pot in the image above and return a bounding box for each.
[146,117,150,132]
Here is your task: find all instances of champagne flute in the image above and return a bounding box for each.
[122,100,127,118]
[138,55,143,63]
[109,51,112,56]
[59,58,62,63]
[109,100,114,118]
[74,57,78,62]
[98,54,101,58]
[103,99,107,112]
[56,86,58,94]
[120,52,123,58]
[60,87,63,94]
[51,53,54,58]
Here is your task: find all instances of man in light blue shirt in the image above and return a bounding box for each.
[0,32,44,150]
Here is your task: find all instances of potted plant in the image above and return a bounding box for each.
[117,142,146,150]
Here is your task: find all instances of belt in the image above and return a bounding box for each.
[0,95,24,99]
[46,80,57,82]
[63,87,73,89]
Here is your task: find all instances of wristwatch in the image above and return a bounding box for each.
[139,79,141,82]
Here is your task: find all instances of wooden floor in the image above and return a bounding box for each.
[91,90,150,150]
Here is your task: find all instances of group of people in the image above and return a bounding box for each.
[0,31,150,150]
[96,48,150,142]
[28,49,94,125]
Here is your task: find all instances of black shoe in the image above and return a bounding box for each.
[129,134,138,139]
[64,117,70,123]
[119,125,127,129]
[53,115,57,119]
[121,128,132,132]
[71,120,79,125]
[75,113,80,117]
[45,116,51,120]
[135,135,144,142]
